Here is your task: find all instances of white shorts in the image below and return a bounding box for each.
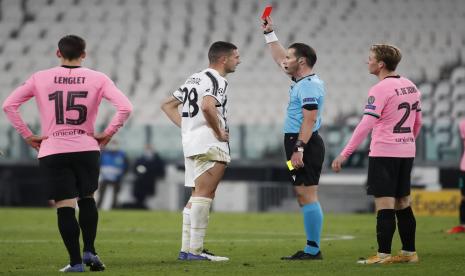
[184,147,231,187]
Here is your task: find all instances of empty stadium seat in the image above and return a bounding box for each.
[451,66,465,85]
[418,83,433,101]
[434,81,451,101]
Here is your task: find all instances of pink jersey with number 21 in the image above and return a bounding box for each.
[362,76,422,157]
[2,66,132,158]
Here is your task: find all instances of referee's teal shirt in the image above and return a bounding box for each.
[283,74,325,133]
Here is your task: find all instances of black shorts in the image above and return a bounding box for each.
[39,151,100,201]
[367,157,414,198]
[460,171,465,196]
[284,132,325,186]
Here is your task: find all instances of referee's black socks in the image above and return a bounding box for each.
[78,198,98,255]
[57,207,82,266]
[376,209,396,254]
[396,206,416,252]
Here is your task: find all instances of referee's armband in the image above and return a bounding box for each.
[302,104,318,111]
[264,31,278,44]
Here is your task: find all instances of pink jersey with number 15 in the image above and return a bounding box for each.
[363,76,421,157]
[2,66,132,158]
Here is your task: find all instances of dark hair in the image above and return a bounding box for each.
[288,43,317,68]
[208,41,237,63]
[370,44,402,71]
[58,35,86,60]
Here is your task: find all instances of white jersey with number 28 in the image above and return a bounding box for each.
[172,68,229,157]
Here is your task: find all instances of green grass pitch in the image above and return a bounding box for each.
[0,208,464,275]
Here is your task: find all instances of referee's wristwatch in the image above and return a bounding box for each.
[294,140,306,153]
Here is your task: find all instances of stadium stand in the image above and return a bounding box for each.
[0,0,464,163]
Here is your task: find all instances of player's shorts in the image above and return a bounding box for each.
[184,147,231,187]
[39,151,100,201]
[460,171,465,196]
[284,132,325,186]
[367,157,414,198]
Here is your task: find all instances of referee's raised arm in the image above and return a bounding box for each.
[261,16,287,70]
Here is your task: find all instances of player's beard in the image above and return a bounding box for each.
[225,65,236,73]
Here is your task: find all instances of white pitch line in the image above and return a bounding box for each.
[322,235,355,241]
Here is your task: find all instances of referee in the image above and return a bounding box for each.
[261,16,326,260]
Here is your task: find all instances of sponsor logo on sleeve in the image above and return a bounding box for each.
[303,97,316,103]
[365,96,376,110]
[367,96,375,104]
[365,104,376,110]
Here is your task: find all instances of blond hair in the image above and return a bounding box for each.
[370,44,402,71]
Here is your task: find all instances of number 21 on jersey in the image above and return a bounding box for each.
[393,101,419,134]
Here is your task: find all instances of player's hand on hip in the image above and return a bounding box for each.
[93,132,113,148]
[215,129,229,142]
[331,155,347,173]
[25,135,48,151]
[261,16,274,33]
[291,152,304,169]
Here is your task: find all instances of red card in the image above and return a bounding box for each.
[261,5,273,19]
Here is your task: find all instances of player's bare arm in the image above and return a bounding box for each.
[161,96,182,128]
[93,132,113,148]
[331,155,347,173]
[25,135,48,151]
[291,109,317,169]
[201,95,228,142]
[261,16,287,69]
[298,109,317,145]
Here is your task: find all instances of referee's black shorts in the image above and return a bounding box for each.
[39,151,100,201]
[284,132,325,186]
[367,157,414,198]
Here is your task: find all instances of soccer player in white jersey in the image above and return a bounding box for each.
[161,41,240,261]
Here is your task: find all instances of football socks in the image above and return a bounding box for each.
[376,209,396,254]
[78,198,98,255]
[396,206,416,252]
[181,207,191,253]
[57,207,82,266]
[301,202,323,255]
[189,197,212,255]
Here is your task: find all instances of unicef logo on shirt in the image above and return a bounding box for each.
[367,96,375,104]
